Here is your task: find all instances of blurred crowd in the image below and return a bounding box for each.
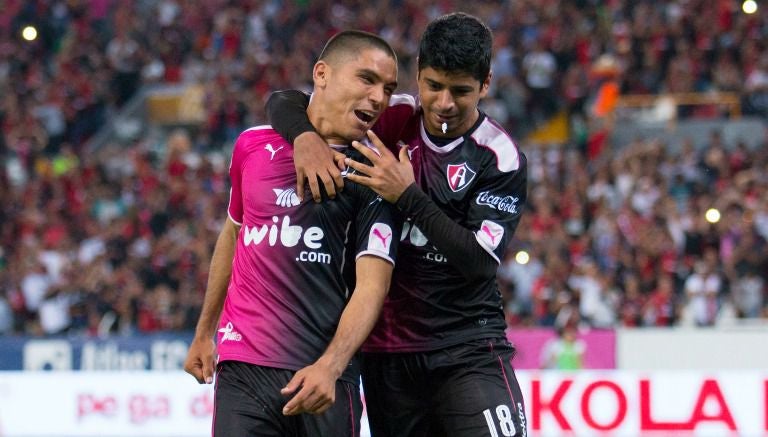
[0,0,767,335]
[499,133,768,328]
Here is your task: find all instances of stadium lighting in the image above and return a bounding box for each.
[21,26,38,41]
[705,208,721,224]
[515,250,530,265]
[743,0,758,14]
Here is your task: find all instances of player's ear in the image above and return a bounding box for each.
[479,71,492,99]
[313,61,329,88]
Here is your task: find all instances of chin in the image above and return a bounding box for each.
[352,125,369,139]
[341,130,363,143]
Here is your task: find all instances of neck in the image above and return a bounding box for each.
[307,101,345,145]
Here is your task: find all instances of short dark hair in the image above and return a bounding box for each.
[418,12,492,83]
[318,30,397,66]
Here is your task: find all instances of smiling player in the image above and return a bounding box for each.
[266,12,529,437]
[184,30,401,437]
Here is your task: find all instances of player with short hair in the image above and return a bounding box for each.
[266,12,529,437]
[183,30,400,437]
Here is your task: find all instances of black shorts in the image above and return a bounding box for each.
[361,338,527,437]
[214,361,363,437]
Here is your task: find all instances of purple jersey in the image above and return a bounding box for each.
[364,97,526,353]
[218,126,399,382]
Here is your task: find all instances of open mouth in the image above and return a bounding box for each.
[354,110,375,124]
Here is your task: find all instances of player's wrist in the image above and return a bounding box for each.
[295,132,327,152]
[192,327,217,342]
[315,354,345,379]
[394,183,422,210]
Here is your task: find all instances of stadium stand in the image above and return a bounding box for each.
[0,0,766,336]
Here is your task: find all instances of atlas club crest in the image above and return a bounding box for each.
[446,162,476,192]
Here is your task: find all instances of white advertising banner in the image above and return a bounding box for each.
[0,372,213,437]
[0,371,766,436]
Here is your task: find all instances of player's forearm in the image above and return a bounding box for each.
[316,258,392,378]
[194,219,239,339]
[265,89,313,144]
[396,184,498,281]
[316,292,386,378]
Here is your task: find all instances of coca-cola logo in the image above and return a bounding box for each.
[475,191,519,214]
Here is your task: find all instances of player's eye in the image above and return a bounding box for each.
[452,87,473,96]
[359,74,374,84]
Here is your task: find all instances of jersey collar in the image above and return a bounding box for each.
[418,111,487,154]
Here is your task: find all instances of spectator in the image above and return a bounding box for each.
[731,267,765,319]
[1,0,767,335]
[523,38,558,123]
[682,254,724,326]
[0,290,12,334]
[540,325,586,370]
[643,275,678,327]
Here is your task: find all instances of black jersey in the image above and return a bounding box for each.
[363,97,527,352]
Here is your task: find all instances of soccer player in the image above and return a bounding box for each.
[183,31,400,437]
[266,12,529,437]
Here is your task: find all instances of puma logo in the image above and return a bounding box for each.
[373,228,392,246]
[368,223,394,252]
[481,225,500,244]
[265,143,284,160]
[406,145,419,160]
[478,220,504,250]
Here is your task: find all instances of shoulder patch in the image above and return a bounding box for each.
[388,94,417,112]
[244,125,274,132]
[471,119,521,172]
[237,125,284,144]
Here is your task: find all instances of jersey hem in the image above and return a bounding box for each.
[226,206,242,226]
[218,353,360,384]
[355,250,395,266]
[362,331,506,353]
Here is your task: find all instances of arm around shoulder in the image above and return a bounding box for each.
[265,89,342,202]
[265,90,313,143]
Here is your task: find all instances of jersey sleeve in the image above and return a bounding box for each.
[396,185,498,281]
[226,134,248,225]
[394,152,527,282]
[265,90,313,144]
[353,186,401,265]
[371,94,418,152]
[466,155,528,263]
[347,147,401,265]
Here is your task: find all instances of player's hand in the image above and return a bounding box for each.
[294,132,344,203]
[332,150,347,171]
[184,336,217,384]
[280,361,338,416]
[346,130,415,203]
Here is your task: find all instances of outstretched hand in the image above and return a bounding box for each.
[346,130,415,203]
[294,132,345,203]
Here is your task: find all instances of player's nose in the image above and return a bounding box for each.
[436,90,455,110]
[369,85,386,108]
